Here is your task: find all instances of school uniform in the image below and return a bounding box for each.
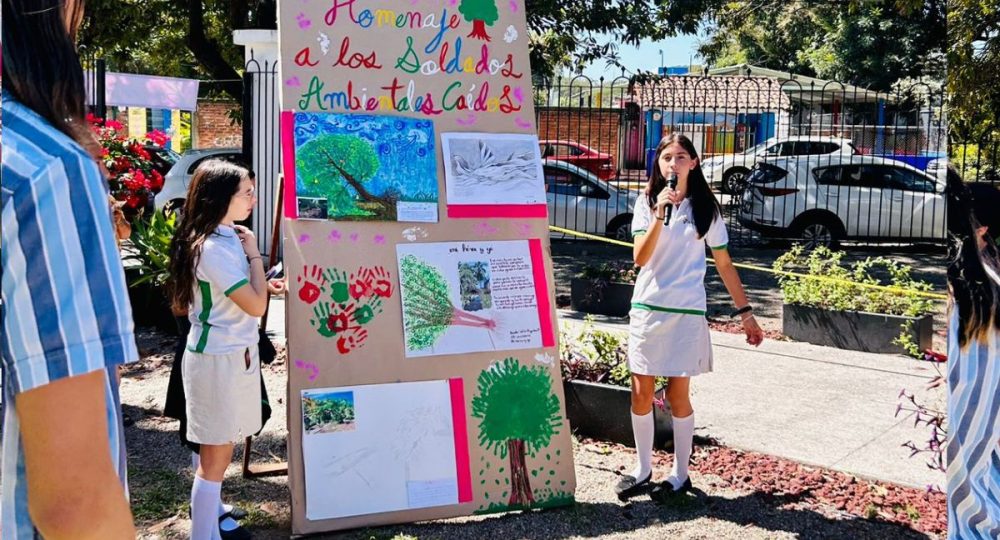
[182,225,262,445]
[628,196,728,377]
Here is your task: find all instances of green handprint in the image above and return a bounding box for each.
[353,297,384,325]
[311,302,336,338]
[323,268,351,304]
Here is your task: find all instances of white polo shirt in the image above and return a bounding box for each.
[630,196,729,315]
[186,225,259,354]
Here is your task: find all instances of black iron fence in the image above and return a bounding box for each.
[535,73,947,249]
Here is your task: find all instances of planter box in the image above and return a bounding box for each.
[562,380,673,449]
[124,268,178,335]
[783,304,933,354]
[570,279,634,318]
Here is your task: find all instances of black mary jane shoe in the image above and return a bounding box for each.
[650,477,693,502]
[614,472,653,500]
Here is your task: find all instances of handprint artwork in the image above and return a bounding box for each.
[299,264,394,353]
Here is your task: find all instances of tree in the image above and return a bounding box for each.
[399,255,496,351]
[471,357,562,508]
[697,0,946,90]
[460,0,500,42]
[296,134,392,219]
[948,0,1000,139]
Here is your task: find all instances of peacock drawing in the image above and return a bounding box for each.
[400,254,497,351]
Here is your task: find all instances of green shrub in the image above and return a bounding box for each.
[124,209,177,287]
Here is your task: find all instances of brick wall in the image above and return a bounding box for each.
[195,101,241,149]
[536,108,623,159]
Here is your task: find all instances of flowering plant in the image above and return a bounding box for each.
[87,113,169,214]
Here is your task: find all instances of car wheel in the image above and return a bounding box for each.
[163,198,185,218]
[795,217,842,250]
[722,168,750,195]
[607,216,632,242]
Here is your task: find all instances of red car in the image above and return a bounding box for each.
[539,140,616,180]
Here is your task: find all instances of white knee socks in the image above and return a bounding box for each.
[629,411,654,481]
[668,413,695,489]
[191,475,223,540]
[192,452,234,519]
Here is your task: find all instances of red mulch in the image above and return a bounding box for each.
[678,444,947,536]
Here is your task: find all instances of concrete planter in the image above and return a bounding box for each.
[124,268,178,335]
[782,303,933,354]
[562,380,673,449]
[570,279,634,318]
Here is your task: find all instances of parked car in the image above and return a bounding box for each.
[738,155,946,249]
[155,147,244,212]
[544,159,637,240]
[540,139,616,180]
[144,144,181,178]
[702,136,857,194]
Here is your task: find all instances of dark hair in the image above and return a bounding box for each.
[167,160,251,312]
[946,168,1000,348]
[2,0,98,155]
[645,133,721,238]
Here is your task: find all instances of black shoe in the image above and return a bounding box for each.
[614,471,652,500]
[220,506,249,521]
[650,477,693,501]
[219,522,252,540]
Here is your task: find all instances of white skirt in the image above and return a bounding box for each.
[628,307,713,377]
[182,345,262,445]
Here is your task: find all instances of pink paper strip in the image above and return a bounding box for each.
[449,378,473,503]
[280,111,298,219]
[528,239,556,347]
[447,204,548,219]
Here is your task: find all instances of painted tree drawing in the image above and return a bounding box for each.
[399,254,497,352]
[459,0,499,42]
[294,112,438,221]
[472,357,562,508]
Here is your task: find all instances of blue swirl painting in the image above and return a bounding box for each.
[294,112,438,221]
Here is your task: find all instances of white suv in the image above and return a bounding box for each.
[702,136,857,194]
[738,155,946,249]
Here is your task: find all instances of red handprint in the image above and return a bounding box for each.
[297,265,327,305]
[349,269,375,300]
[363,266,393,298]
[337,327,369,354]
[325,302,356,335]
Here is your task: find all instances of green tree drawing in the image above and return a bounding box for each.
[400,255,496,351]
[471,357,562,508]
[296,134,396,219]
[459,0,499,42]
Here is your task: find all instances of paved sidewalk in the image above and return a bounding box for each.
[560,314,947,490]
[265,297,945,490]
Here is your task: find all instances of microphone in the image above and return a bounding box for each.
[665,172,678,225]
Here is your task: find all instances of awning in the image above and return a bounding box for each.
[86,72,201,111]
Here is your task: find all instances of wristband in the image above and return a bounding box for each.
[731,305,753,318]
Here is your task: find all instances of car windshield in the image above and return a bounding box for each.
[743,141,771,155]
[154,146,181,164]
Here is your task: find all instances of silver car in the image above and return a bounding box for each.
[155,147,245,211]
[544,159,638,240]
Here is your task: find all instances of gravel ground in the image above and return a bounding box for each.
[124,328,937,540]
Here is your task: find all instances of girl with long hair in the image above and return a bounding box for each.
[2,0,138,537]
[166,159,282,539]
[615,134,764,501]
[944,170,1000,540]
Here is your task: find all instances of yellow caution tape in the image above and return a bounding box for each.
[548,225,948,301]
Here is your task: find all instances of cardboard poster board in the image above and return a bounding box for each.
[277,0,576,534]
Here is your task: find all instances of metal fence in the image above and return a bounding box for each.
[243,55,282,256]
[535,74,947,249]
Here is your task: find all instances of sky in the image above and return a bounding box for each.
[577,33,703,79]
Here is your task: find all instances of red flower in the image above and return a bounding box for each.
[105,119,124,131]
[149,170,164,193]
[145,130,170,147]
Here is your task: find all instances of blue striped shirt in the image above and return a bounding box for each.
[1,92,138,539]
[946,310,1000,540]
